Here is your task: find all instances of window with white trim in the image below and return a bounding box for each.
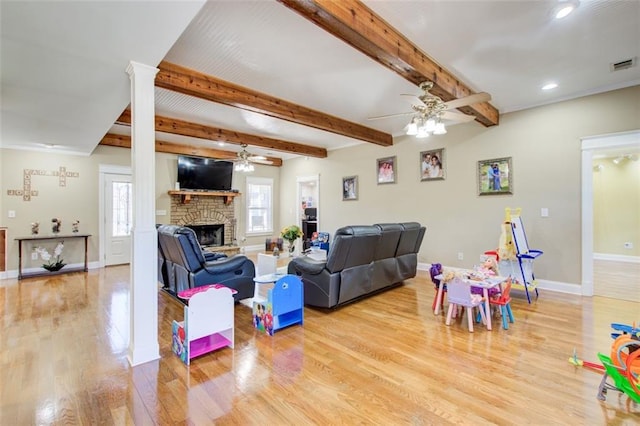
[245,176,273,235]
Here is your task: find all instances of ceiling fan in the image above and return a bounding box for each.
[368,81,491,136]
[231,144,273,172]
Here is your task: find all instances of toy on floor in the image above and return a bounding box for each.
[570,322,640,403]
[569,348,604,372]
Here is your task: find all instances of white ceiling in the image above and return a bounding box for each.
[2,0,639,161]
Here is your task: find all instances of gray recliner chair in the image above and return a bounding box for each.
[157,225,254,300]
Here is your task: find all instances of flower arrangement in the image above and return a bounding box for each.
[281,225,303,243]
[35,242,66,272]
[281,225,303,255]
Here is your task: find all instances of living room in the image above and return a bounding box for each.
[1,1,639,423]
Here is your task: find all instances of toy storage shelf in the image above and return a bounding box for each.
[188,331,232,359]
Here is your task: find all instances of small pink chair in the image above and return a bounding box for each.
[445,277,487,332]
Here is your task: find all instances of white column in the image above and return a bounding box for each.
[126,61,160,366]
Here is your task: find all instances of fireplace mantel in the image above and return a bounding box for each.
[168,190,240,205]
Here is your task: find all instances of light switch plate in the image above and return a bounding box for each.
[541,208,549,217]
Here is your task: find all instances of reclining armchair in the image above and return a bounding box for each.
[157,225,255,300]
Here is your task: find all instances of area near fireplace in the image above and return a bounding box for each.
[169,193,240,255]
[187,224,224,248]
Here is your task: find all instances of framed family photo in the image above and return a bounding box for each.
[342,175,358,200]
[376,156,396,184]
[420,148,445,181]
[478,157,512,195]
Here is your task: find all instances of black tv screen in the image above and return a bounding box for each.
[177,155,233,191]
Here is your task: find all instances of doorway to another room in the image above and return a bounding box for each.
[100,165,133,266]
[297,175,319,251]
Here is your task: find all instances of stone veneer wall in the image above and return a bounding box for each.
[170,195,236,245]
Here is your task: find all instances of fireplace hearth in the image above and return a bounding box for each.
[187,224,224,247]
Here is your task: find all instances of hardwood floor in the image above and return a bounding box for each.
[1,265,638,425]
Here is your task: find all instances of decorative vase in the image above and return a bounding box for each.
[287,241,295,257]
[43,262,65,272]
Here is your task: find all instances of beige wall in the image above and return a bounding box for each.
[0,146,128,270]
[279,86,640,286]
[1,85,639,283]
[593,156,640,256]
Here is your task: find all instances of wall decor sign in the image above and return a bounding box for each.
[478,157,512,195]
[6,166,79,201]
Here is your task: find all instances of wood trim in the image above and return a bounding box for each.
[100,133,284,167]
[278,0,499,127]
[115,110,326,159]
[167,190,239,205]
[157,61,392,147]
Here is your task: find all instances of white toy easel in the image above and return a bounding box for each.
[486,208,543,303]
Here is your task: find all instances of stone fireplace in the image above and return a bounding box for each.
[170,195,236,246]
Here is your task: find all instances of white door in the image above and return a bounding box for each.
[105,173,132,265]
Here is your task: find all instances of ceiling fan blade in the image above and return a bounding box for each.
[248,154,267,161]
[443,92,491,110]
[441,110,476,123]
[251,159,273,165]
[400,93,426,106]
[367,111,414,120]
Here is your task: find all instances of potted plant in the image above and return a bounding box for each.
[35,241,66,272]
[280,225,303,256]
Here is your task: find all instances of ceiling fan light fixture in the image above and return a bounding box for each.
[234,160,254,173]
[406,118,418,136]
[433,121,447,135]
[416,125,430,138]
[425,118,437,132]
[555,0,579,19]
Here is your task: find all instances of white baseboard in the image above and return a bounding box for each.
[593,253,640,263]
[1,261,102,280]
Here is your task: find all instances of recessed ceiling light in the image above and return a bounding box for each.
[542,83,558,91]
[555,1,579,19]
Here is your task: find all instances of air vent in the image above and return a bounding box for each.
[610,57,636,72]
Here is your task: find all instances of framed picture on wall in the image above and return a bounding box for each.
[342,176,358,200]
[376,156,396,184]
[478,157,513,195]
[420,148,445,181]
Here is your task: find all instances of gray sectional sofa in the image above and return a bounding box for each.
[287,222,425,308]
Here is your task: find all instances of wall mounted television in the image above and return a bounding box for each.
[177,155,233,191]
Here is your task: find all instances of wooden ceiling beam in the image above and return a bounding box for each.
[278,0,499,127]
[156,61,392,147]
[115,110,326,158]
[99,133,284,167]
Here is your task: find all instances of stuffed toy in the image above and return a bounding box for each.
[429,263,443,289]
[498,222,517,261]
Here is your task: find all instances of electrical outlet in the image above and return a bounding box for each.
[624,242,633,249]
[458,252,464,260]
[31,252,38,260]
[8,210,16,218]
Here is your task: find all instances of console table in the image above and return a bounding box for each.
[15,234,91,280]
